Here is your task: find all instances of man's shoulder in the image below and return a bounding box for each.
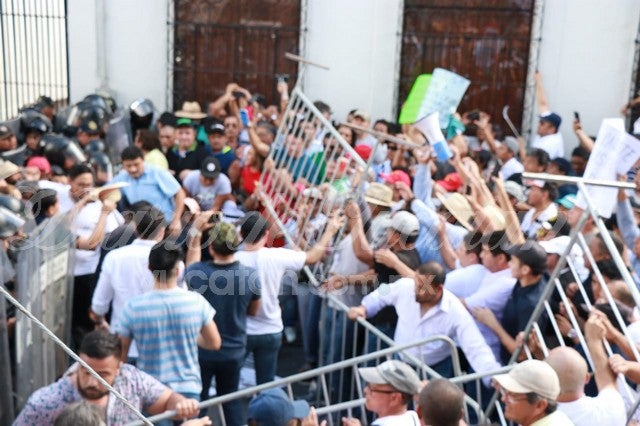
[16,376,77,423]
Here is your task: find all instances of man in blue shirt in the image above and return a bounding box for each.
[111,146,185,235]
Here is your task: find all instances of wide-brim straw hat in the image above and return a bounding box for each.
[436,192,473,231]
[175,101,206,120]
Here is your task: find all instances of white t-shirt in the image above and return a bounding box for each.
[182,170,231,210]
[372,410,420,426]
[531,132,564,159]
[520,202,558,239]
[499,156,524,181]
[558,389,626,426]
[235,248,306,335]
[327,233,370,308]
[53,187,123,276]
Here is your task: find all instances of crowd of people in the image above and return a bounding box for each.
[2,70,640,426]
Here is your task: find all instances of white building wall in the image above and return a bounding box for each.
[533,0,640,150]
[65,0,640,150]
[301,0,404,124]
[67,0,168,112]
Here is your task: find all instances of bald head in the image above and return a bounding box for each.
[546,347,588,397]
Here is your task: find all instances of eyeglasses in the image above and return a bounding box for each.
[499,388,529,403]
[365,384,397,395]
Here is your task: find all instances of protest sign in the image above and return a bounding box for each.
[398,68,470,128]
[575,119,640,217]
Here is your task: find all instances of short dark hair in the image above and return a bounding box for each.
[463,231,483,257]
[256,122,277,138]
[416,261,446,286]
[148,240,183,276]
[593,231,624,258]
[373,119,389,133]
[68,163,93,180]
[135,129,160,152]
[419,379,464,426]
[239,212,269,244]
[121,146,144,161]
[571,146,590,160]
[31,188,57,217]
[133,206,166,239]
[79,330,122,360]
[482,230,510,258]
[527,148,550,168]
[313,100,331,115]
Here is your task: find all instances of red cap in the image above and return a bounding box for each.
[436,173,463,192]
[353,144,372,161]
[26,156,51,174]
[380,170,411,187]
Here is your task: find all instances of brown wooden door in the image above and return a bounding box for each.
[400,0,535,132]
[173,0,300,110]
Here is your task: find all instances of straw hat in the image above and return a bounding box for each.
[364,183,393,207]
[481,204,506,231]
[175,101,206,120]
[435,193,473,231]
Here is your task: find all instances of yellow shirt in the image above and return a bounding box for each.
[144,149,169,170]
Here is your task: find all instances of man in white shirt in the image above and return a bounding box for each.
[498,136,524,181]
[90,205,169,360]
[51,164,123,347]
[445,231,488,298]
[531,72,564,159]
[462,231,516,360]
[545,315,626,426]
[348,261,501,379]
[346,360,422,426]
[232,211,344,384]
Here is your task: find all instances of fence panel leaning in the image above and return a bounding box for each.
[12,214,75,412]
[479,172,640,423]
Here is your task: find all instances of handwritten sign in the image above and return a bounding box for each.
[575,120,640,217]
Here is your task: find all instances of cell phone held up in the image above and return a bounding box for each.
[574,111,580,122]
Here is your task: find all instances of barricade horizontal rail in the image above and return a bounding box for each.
[129,335,478,425]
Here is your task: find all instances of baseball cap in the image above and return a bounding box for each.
[0,125,14,140]
[26,156,52,174]
[539,112,562,129]
[158,112,177,127]
[209,221,240,254]
[556,193,576,209]
[503,136,520,154]
[358,360,421,396]
[176,117,196,128]
[380,170,411,188]
[504,181,526,203]
[550,157,572,175]
[204,121,226,135]
[389,210,420,237]
[247,388,310,426]
[364,183,393,207]
[302,187,322,199]
[493,359,560,400]
[200,157,221,179]
[354,144,372,161]
[506,240,547,274]
[352,109,371,122]
[0,160,21,180]
[436,173,463,192]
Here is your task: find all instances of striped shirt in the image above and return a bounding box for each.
[115,287,215,395]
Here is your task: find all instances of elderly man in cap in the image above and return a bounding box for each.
[497,136,524,181]
[493,359,573,425]
[342,360,422,424]
[167,117,213,183]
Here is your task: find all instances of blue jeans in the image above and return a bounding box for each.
[200,355,244,426]
[246,332,282,384]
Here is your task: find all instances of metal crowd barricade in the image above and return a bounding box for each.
[12,213,76,411]
[131,336,497,426]
[481,172,640,422]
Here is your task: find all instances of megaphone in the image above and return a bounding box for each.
[414,112,452,162]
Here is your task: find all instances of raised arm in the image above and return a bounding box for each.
[535,71,551,114]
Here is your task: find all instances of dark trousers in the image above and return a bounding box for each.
[246,332,282,385]
[200,355,244,426]
[71,273,97,349]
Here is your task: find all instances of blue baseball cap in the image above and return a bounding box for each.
[247,388,310,426]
